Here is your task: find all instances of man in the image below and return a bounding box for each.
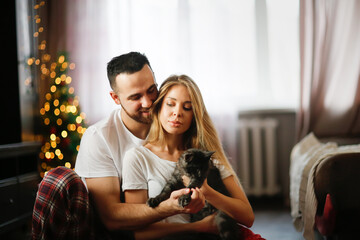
[32,52,205,239]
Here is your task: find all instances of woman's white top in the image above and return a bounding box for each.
[122,145,232,223]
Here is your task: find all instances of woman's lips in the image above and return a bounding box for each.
[169,120,181,127]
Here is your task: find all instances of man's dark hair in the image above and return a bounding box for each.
[107,52,151,90]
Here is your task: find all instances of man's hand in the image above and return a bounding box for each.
[195,212,219,234]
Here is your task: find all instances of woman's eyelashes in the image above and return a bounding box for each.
[166,101,192,111]
[183,104,192,111]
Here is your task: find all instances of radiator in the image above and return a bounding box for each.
[237,118,280,196]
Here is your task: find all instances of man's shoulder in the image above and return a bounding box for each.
[84,109,124,137]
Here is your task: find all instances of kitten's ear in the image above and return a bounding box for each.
[205,151,215,158]
[184,152,192,161]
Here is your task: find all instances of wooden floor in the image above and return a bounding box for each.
[250,196,304,240]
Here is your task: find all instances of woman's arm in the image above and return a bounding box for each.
[125,189,217,240]
[201,175,255,227]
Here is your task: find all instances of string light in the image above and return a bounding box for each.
[61,130,68,138]
[56,118,62,125]
[30,1,87,176]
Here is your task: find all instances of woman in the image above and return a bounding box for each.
[122,75,255,239]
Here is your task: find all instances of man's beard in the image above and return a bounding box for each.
[121,104,152,124]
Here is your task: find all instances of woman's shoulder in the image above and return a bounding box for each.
[211,159,232,179]
[125,145,147,157]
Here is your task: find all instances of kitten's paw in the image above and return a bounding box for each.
[146,198,160,208]
[178,194,191,207]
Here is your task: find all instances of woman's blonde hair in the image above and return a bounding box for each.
[147,74,239,182]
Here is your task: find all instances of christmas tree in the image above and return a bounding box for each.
[38,52,87,177]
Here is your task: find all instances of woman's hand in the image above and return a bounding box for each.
[182,175,190,187]
[160,188,205,215]
[200,178,211,196]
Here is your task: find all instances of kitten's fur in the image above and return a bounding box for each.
[147,148,238,240]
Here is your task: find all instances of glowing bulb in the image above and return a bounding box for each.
[45,152,51,159]
[55,77,61,84]
[69,87,74,94]
[50,85,56,92]
[44,118,50,125]
[43,53,51,62]
[61,130,68,138]
[65,76,72,84]
[54,108,60,116]
[69,63,76,70]
[50,134,56,141]
[44,103,50,111]
[41,162,47,169]
[76,116,82,123]
[46,93,52,100]
[77,126,83,133]
[41,67,49,75]
[71,106,77,113]
[73,99,79,106]
[40,108,45,115]
[24,78,31,86]
[58,55,65,64]
[57,118,62,126]
[27,58,34,65]
[55,149,61,156]
[53,99,59,106]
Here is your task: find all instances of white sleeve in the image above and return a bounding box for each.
[213,159,232,179]
[122,148,148,191]
[75,127,118,177]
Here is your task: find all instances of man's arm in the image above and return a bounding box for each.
[86,176,205,231]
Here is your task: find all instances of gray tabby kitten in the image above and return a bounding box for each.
[147,148,238,240]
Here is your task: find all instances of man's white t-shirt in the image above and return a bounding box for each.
[75,108,145,184]
[122,145,232,223]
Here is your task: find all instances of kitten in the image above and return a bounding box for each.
[147,148,239,240]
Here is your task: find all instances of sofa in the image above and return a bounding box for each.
[290,133,360,240]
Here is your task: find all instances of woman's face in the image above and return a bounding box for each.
[159,84,194,136]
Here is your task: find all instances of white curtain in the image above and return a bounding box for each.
[298,0,360,140]
[63,0,299,167]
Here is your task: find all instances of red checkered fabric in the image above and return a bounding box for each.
[32,166,96,239]
[32,167,134,240]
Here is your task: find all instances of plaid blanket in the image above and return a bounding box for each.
[32,166,96,239]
